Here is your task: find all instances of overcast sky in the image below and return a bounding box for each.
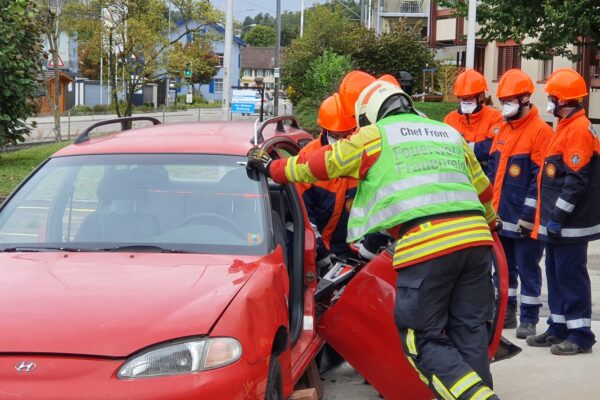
[210,0,327,19]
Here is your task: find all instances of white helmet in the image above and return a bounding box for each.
[354,80,415,127]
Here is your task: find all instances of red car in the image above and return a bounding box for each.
[0,116,513,399]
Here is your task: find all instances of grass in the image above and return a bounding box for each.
[0,142,72,197]
[413,101,458,122]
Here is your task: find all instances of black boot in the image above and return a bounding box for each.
[516,322,536,339]
[503,303,517,329]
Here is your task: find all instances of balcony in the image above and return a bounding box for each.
[380,0,427,15]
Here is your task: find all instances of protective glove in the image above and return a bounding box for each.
[246,146,272,177]
[546,220,562,239]
[517,219,534,238]
[490,217,503,232]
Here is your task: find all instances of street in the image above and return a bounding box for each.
[322,240,600,399]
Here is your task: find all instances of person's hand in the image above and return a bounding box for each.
[246,146,272,176]
[490,217,503,232]
[517,219,533,237]
[547,220,562,239]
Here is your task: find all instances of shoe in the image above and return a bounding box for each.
[550,340,592,355]
[503,303,517,329]
[516,322,536,339]
[525,332,563,347]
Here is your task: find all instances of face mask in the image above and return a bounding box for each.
[502,101,520,118]
[546,101,556,115]
[460,101,478,114]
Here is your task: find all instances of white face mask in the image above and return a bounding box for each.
[502,101,520,118]
[546,101,556,115]
[326,133,338,144]
[460,101,478,114]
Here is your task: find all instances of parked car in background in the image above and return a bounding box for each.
[255,91,274,116]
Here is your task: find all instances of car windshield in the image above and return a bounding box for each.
[0,154,269,255]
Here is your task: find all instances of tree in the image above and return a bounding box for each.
[39,0,69,142]
[244,25,276,47]
[0,0,43,147]
[439,0,600,60]
[167,39,218,96]
[64,0,220,118]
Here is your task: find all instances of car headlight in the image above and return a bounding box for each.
[117,337,242,379]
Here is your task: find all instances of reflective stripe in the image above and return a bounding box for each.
[520,294,541,305]
[406,328,418,355]
[432,375,456,400]
[364,139,382,156]
[406,357,429,385]
[519,220,534,230]
[539,224,600,238]
[450,371,482,398]
[551,314,566,323]
[333,142,362,167]
[508,288,518,297]
[393,231,492,265]
[352,173,472,218]
[287,158,298,182]
[502,221,520,232]
[524,197,537,208]
[349,190,480,239]
[556,198,575,213]
[396,216,488,247]
[566,318,592,329]
[469,386,495,400]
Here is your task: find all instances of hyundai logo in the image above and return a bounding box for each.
[15,361,36,372]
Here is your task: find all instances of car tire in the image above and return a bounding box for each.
[265,355,283,400]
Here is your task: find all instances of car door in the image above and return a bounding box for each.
[318,233,511,400]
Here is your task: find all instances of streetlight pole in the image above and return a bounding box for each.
[273,0,281,116]
[300,0,304,37]
[466,0,477,69]
[255,76,264,122]
[222,0,234,121]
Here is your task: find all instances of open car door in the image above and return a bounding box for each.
[318,233,515,400]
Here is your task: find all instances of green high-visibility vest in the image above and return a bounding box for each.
[347,113,484,242]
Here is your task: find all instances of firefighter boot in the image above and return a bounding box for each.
[516,322,536,339]
[550,340,593,355]
[503,303,517,329]
[526,332,563,347]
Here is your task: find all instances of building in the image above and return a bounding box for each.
[363,0,430,35]
[240,47,277,91]
[171,22,246,103]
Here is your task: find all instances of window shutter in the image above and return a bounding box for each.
[209,79,214,93]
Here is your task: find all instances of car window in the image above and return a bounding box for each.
[0,154,269,255]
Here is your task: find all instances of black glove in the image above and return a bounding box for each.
[491,217,503,232]
[517,219,533,238]
[246,146,272,177]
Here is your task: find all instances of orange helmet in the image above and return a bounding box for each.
[317,93,356,133]
[453,69,488,97]
[497,69,535,99]
[338,70,376,119]
[378,74,401,88]
[545,68,588,101]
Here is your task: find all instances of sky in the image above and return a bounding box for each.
[210,0,326,20]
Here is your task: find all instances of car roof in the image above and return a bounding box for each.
[53,120,311,157]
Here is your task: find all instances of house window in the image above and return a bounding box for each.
[496,44,521,80]
[214,78,223,93]
[215,53,224,67]
[541,58,553,81]
[264,69,273,78]
[243,69,253,77]
[256,69,264,77]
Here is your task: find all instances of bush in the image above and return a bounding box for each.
[91,104,110,113]
[294,97,321,135]
[70,105,93,115]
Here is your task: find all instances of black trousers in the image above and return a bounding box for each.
[394,246,496,400]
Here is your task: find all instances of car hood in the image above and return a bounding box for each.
[0,252,260,357]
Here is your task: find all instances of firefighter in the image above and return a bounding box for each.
[444,69,503,177]
[299,93,358,271]
[528,69,598,355]
[248,78,500,400]
[488,69,552,337]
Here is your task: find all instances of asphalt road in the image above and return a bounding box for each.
[322,240,600,399]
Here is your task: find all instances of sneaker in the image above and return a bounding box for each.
[516,322,536,339]
[525,332,563,347]
[550,340,592,355]
[503,303,517,329]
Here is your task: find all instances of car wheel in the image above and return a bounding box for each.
[265,355,283,400]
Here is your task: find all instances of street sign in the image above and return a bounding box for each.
[186,93,193,104]
[231,88,256,113]
[47,54,65,68]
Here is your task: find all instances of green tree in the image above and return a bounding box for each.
[281,11,301,47]
[0,0,43,147]
[304,51,354,103]
[440,0,600,60]
[167,39,218,96]
[244,25,276,47]
[64,0,220,117]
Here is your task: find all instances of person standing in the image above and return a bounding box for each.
[487,69,552,337]
[528,68,599,355]
[248,78,500,399]
[444,69,503,177]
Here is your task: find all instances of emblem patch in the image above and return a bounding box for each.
[492,127,500,135]
[509,164,521,177]
[571,154,581,165]
[546,163,556,178]
[345,198,354,213]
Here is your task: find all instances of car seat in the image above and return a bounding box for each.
[75,170,161,243]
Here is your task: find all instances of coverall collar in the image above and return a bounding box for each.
[557,109,587,129]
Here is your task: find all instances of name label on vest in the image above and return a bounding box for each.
[386,122,461,145]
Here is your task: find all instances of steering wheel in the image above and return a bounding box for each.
[179,212,242,237]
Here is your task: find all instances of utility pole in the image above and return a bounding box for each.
[466,0,477,69]
[222,0,234,120]
[300,0,304,37]
[273,0,281,116]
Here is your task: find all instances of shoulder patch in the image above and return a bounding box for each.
[509,164,521,177]
[546,163,556,178]
[492,127,500,135]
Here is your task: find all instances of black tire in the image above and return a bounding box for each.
[265,355,283,400]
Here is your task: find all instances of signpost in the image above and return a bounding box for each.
[231,87,256,115]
